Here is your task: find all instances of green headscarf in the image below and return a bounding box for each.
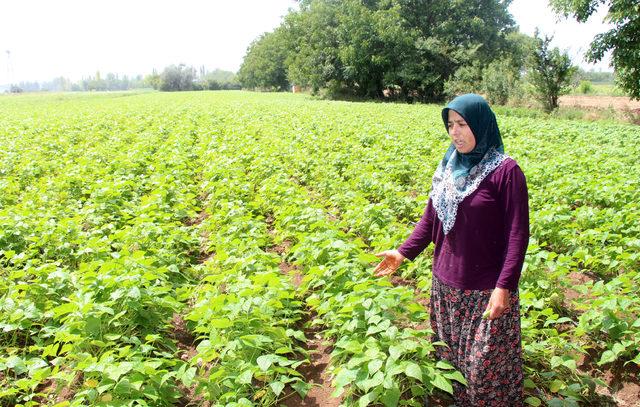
[440,93,504,179]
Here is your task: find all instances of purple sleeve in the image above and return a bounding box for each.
[495,164,530,289]
[397,198,435,261]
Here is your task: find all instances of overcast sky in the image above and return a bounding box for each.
[0,0,613,84]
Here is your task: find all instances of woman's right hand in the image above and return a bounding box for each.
[373,250,405,277]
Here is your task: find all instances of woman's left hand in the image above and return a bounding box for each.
[484,287,511,320]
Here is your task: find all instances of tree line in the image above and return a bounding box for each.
[238,0,639,110]
[6,67,240,94]
[144,66,241,92]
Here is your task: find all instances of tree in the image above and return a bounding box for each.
[241,0,517,101]
[526,31,577,112]
[144,69,161,90]
[238,28,290,91]
[198,69,241,90]
[482,59,522,105]
[281,1,343,94]
[159,64,195,91]
[550,0,640,99]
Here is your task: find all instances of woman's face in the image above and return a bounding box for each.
[447,109,476,154]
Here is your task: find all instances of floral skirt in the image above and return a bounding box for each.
[430,276,524,406]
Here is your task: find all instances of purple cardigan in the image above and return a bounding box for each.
[398,158,529,290]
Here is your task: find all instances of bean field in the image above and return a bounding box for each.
[0,91,638,406]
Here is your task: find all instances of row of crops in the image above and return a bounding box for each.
[0,91,638,406]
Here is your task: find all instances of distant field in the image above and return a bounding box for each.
[568,82,626,97]
[560,95,640,111]
[0,91,638,406]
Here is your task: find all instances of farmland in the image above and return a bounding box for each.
[0,91,638,406]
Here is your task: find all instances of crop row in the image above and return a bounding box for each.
[0,91,638,406]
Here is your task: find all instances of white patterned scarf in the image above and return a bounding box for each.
[431,146,508,234]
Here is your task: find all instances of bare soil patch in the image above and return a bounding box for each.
[559,95,640,111]
[170,313,197,361]
[576,347,640,406]
[171,313,210,407]
[185,210,209,227]
[269,239,294,255]
[56,371,83,404]
[281,327,341,407]
[563,271,595,306]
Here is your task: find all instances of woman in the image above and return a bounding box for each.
[374,93,529,406]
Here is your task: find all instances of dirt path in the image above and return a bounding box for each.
[282,327,342,407]
[559,95,640,111]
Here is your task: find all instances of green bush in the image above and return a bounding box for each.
[482,59,522,105]
[579,80,593,94]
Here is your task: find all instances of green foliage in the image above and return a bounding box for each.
[443,63,484,100]
[576,68,615,83]
[1,91,638,406]
[198,69,241,90]
[243,0,517,101]
[238,29,290,91]
[551,0,640,99]
[159,64,196,92]
[578,80,593,94]
[526,31,578,112]
[144,70,161,90]
[482,59,523,105]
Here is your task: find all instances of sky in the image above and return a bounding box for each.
[0,0,613,84]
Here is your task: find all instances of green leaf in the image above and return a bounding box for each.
[525,396,542,406]
[270,381,285,396]
[84,316,101,336]
[52,302,76,318]
[381,386,400,407]
[257,354,275,371]
[404,362,423,382]
[292,381,311,398]
[358,392,377,407]
[444,370,467,385]
[210,318,233,329]
[358,252,379,264]
[524,378,536,389]
[237,369,253,384]
[598,350,616,366]
[435,360,454,370]
[388,344,402,360]
[180,367,196,387]
[549,379,565,393]
[334,368,357,388]
[612,342,626,355]
[368,359,383,375]
[357,371,384,392]
[432,374,453,394]
[104,362,133,382]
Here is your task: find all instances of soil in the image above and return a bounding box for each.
[171,313,210,407]
[185,210,209,227]
[281,327,342,407]
[576,344,640,406]
[32,378,58,405]
[279,261,303,287]
[563,271,595,306]
[559,95,640,111]
[56,371,83,403]
[170,313,198,362]
[269,240,294,255]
